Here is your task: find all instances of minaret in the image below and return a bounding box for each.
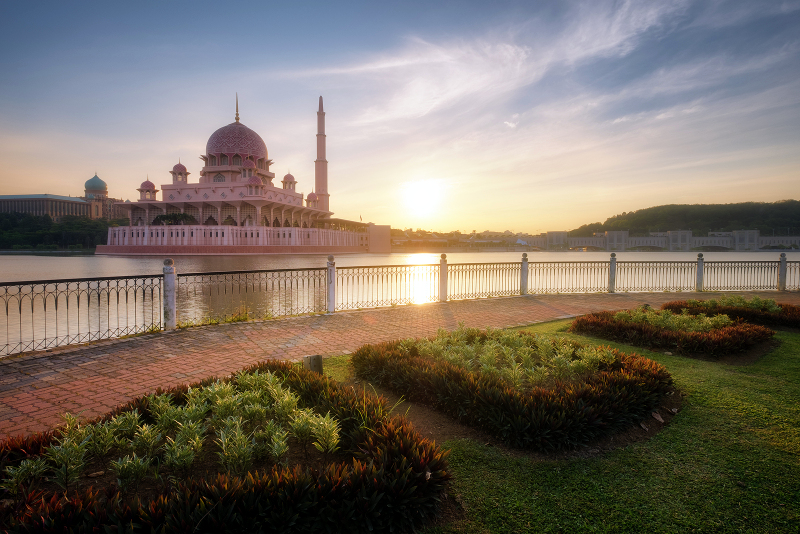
[314,96,330,212]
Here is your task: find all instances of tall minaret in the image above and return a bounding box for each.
[314,96,330,212]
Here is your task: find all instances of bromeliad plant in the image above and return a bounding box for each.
[569,306,775,356]
[353,325,674,450]
[662,296,800,328]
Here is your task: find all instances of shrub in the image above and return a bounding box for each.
[352,328,673,451]
[613,306,733,332]
[569,310,775,356]
[662,297,800,328]
[1,361,450,533]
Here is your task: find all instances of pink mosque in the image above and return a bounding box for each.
[96,97,390,255]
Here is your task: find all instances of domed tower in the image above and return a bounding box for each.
[137,179,158,201]
[282,172,296,191]
[170,162,189,185]
[84,174,108,198]
[306,191,318,208]
[200,95,274,185]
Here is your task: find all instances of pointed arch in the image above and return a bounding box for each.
[283,219,291,227]
[273,218,280,227]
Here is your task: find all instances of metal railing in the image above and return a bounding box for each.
[335,265,439,310]
[449,262,520,300]
[3,252,796,357]
[1,275,161,356]
[703,261,781,291]
[177,268,327,323]
[615,261,696,292]
[527,261,609,294]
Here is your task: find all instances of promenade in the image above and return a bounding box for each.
[2,290,799,440]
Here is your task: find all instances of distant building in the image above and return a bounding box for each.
[0,174,126,222]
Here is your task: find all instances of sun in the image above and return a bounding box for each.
[400,179,446,219]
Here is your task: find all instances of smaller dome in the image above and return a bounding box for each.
[140,180,155,190]
[85,174,107,191]
[248,176,262,185]
[172,162,187,173]
[125,199,131,203]
[243,159,256,169]
[283,173,296,182]
[307,192,318,200]
[86,194,95,200]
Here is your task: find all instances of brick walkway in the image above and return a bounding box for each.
[2,291,799,440]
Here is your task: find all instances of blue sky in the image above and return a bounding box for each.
[1,0,798,233]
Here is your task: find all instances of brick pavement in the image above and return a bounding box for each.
[2,290,799,440]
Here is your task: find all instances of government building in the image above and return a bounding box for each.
[96,97,390,255]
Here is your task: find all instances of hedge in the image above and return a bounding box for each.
[0,360,450,533]
[661,301,800,329]
[569,311,775,356]
[351,336,673,451]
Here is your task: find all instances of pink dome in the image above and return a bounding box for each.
[247,176,263,185]
[243,159,256,169]
[206,122,267,160]
[283,173,296,182]
[139,180,155,190]
[172,162,187,173]
[307,192,318,200]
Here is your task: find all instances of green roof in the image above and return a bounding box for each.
[84,174,107,191]
[0,194,87,203]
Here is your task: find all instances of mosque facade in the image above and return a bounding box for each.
[96,97,390,255]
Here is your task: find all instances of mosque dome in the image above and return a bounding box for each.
[247,176,263,185]
[283,173,296,182]
[85,174,107,191]
[206,122,267,160]
[172,162,187,173]
[307,192,318,200]
[140,180,155,190]
[243,159,256,169]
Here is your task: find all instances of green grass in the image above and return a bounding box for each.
[417,319,800,533]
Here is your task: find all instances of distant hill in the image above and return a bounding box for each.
[569,200,800,237]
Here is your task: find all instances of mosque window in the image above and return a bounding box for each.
[221,155,228,165]
[232,155,241,166]
[209,155,217,166]
[213,174,225,183]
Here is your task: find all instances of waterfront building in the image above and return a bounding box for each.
[97,97,390,255]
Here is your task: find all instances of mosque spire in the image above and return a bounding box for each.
[235,93,240,123]
[319,95,323,112]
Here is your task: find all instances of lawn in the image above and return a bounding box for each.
[341,319,799,533]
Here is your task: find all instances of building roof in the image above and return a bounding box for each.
[0,194,88,203]
[84,174,107,191]
[206,121,268,160]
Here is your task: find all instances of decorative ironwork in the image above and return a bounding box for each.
[787,261,800,291]
[177,268,327,323]
[335,265,439,310]
[703,261,780,291]
[527,262,609,294]
[1,275,162,357]
[448,263,520,300]
[615,261,696,292]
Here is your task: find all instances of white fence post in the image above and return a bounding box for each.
[439,254,448,302]
[696,253,704,292]
[778,252,787,291]
[608,253,616,293]
[327,255,336,313]
[163,258,177,330]
[520,253,529,295]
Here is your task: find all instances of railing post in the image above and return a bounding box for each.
[696,253,704,292]
[163,258,177,330]
[778,252,787,291]
[520,253,529,295]
[608,253,616,293]
[327,255,336,313]
[439,254,448,302]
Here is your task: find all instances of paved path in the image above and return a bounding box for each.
[2,291,799,440]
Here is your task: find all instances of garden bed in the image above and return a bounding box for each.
[661,295,800,329]
[0,360,450,533]
[569,305,775,356]
[351,325,673,451]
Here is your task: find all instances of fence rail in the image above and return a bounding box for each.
[2,253,796,357]
[1,275,162,356]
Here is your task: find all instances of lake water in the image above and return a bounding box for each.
[2,250,798,283]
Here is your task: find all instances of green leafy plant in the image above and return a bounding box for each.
[662,298,800,328]
[131,423,161,459]
[289,409,316,458]
[1,457,48,500]
[215,417,255,476]
[46,436,89,493]
[110,453,150,493]
[86,421,118,460]
[311,412,341,461]
[613,306,733,332]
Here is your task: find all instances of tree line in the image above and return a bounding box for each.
[0,213,129,250]
[569,200,800,237]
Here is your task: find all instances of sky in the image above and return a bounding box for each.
[0,0,798,234]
